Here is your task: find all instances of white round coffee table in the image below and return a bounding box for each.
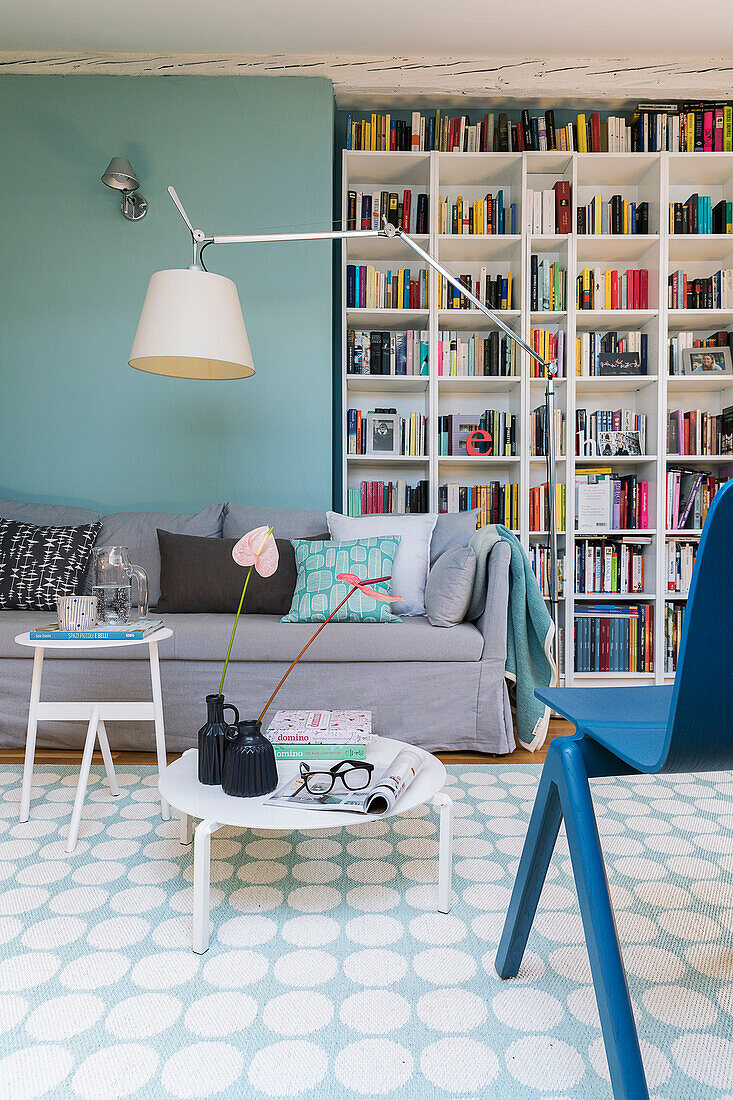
[15,628,173,852]
[160,737,454,953]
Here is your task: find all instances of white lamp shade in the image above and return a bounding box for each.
[129,268,255,379]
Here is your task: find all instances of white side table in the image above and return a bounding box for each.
[15,627,173,852]
[159,735,454,953]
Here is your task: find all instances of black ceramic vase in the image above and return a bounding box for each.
[198,695,240,786]
[221,719,279,797]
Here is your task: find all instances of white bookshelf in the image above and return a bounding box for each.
[340,150,733,686]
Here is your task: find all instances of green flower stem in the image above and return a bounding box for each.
[219,565,254,696]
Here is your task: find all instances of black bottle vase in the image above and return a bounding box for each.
[221,719,279,797]
[198,695,240,785]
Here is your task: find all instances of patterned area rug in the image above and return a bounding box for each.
[0,763,732,1100]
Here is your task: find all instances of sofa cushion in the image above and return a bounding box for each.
[282,537,401,624]
[425,546,477,628]
[0,497,103,526]
[0,610,484,662]
[430,510,480,565]
[94,504,224,607]
[327,512,437,617]
[156,530,301,616]
[224,504,328,542]
[0,520,101,611]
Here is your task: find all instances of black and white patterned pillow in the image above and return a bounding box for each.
[0,519,102,611]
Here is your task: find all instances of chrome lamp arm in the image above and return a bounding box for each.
[167,184,560,675]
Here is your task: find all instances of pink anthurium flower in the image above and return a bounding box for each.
[336,573,402,603]
[220,526,278,694]
[232,526,279,577]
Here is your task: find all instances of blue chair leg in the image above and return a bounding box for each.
[495,759,563,979]
[496,735,649,1100]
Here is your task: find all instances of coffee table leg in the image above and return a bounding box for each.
[96,719,120,797]
[432,792,454,913]
[193,818,220,953]
[148,641,170,821]
[180,812,193,845]
[20,647,44,823]
[66,707,100,854]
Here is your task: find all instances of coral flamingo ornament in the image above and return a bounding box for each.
[256,573,402,723]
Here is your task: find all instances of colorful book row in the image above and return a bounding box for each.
[574,604,654,673]
[576,268,649,311]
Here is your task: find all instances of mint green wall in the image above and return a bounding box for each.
[0,76,334,512]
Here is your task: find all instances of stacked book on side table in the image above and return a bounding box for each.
[265,710,373,762]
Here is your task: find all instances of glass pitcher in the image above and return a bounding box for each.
[91,547,148,624]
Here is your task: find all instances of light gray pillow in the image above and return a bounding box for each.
[224,503,328,541]
[0,497,103,526]
[425,546,477,628]
[94,504,225,606]
[327,511,437,617]
[430,509,480,565]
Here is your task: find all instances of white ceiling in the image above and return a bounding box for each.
[1,0,730,56]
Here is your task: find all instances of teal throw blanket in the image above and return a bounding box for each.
[468,524,556,750]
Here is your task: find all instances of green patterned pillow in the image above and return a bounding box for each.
[281,536,401,623]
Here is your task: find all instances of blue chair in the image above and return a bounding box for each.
[496,477,733,1100]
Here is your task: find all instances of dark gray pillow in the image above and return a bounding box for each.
[425,545,477,628]
[94,504,224,605]
[430,510,480,565]
[156,530,328,615]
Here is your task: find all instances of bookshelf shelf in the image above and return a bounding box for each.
[667,376,733,391]
[346,234,429,260]
[575,454,658,465]
[575,310,657,327]
[667,235,733,262]
[668,309,733,329]
[346,375,429,393]
[340,148,733,688]
[575,375,658,392]
[575,529,656,536]
[574,592,657,601]
[347,455,428,465]
[437,309,521,328]
[438,376,520,393]
[666,454,733,465]
[530,310,568,322]
[346,309,429,327]
[576,235,660,262]
[437,235,521,261]
[438,455,521,467]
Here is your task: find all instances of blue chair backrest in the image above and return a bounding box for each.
[662,476,733,772]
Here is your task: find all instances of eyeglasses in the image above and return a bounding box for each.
[299,759,375,795]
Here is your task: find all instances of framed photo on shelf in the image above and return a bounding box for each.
[682,347,733,375]
[597,430,643,457]
[365,412,400,456]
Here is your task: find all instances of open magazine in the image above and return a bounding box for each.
[265,749,423,816]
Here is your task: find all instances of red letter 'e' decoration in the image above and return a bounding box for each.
[465,429,492,457]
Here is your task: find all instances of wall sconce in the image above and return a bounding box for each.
[101,157,148,220]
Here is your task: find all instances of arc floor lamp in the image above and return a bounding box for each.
[129,187,560,672]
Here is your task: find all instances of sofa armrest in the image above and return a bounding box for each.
[476,540,511,662]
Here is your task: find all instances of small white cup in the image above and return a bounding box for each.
[57,596,98,631]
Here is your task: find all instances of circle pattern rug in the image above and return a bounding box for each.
[0,763,732,1099]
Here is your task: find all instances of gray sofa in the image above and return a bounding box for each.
[0,498,514,755]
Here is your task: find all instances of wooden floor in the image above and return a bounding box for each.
[0,719,572,768]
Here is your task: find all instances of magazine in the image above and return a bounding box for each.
[265,749,423,816]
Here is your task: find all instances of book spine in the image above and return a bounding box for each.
[30,630,146,641]
[272,744,367,761]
